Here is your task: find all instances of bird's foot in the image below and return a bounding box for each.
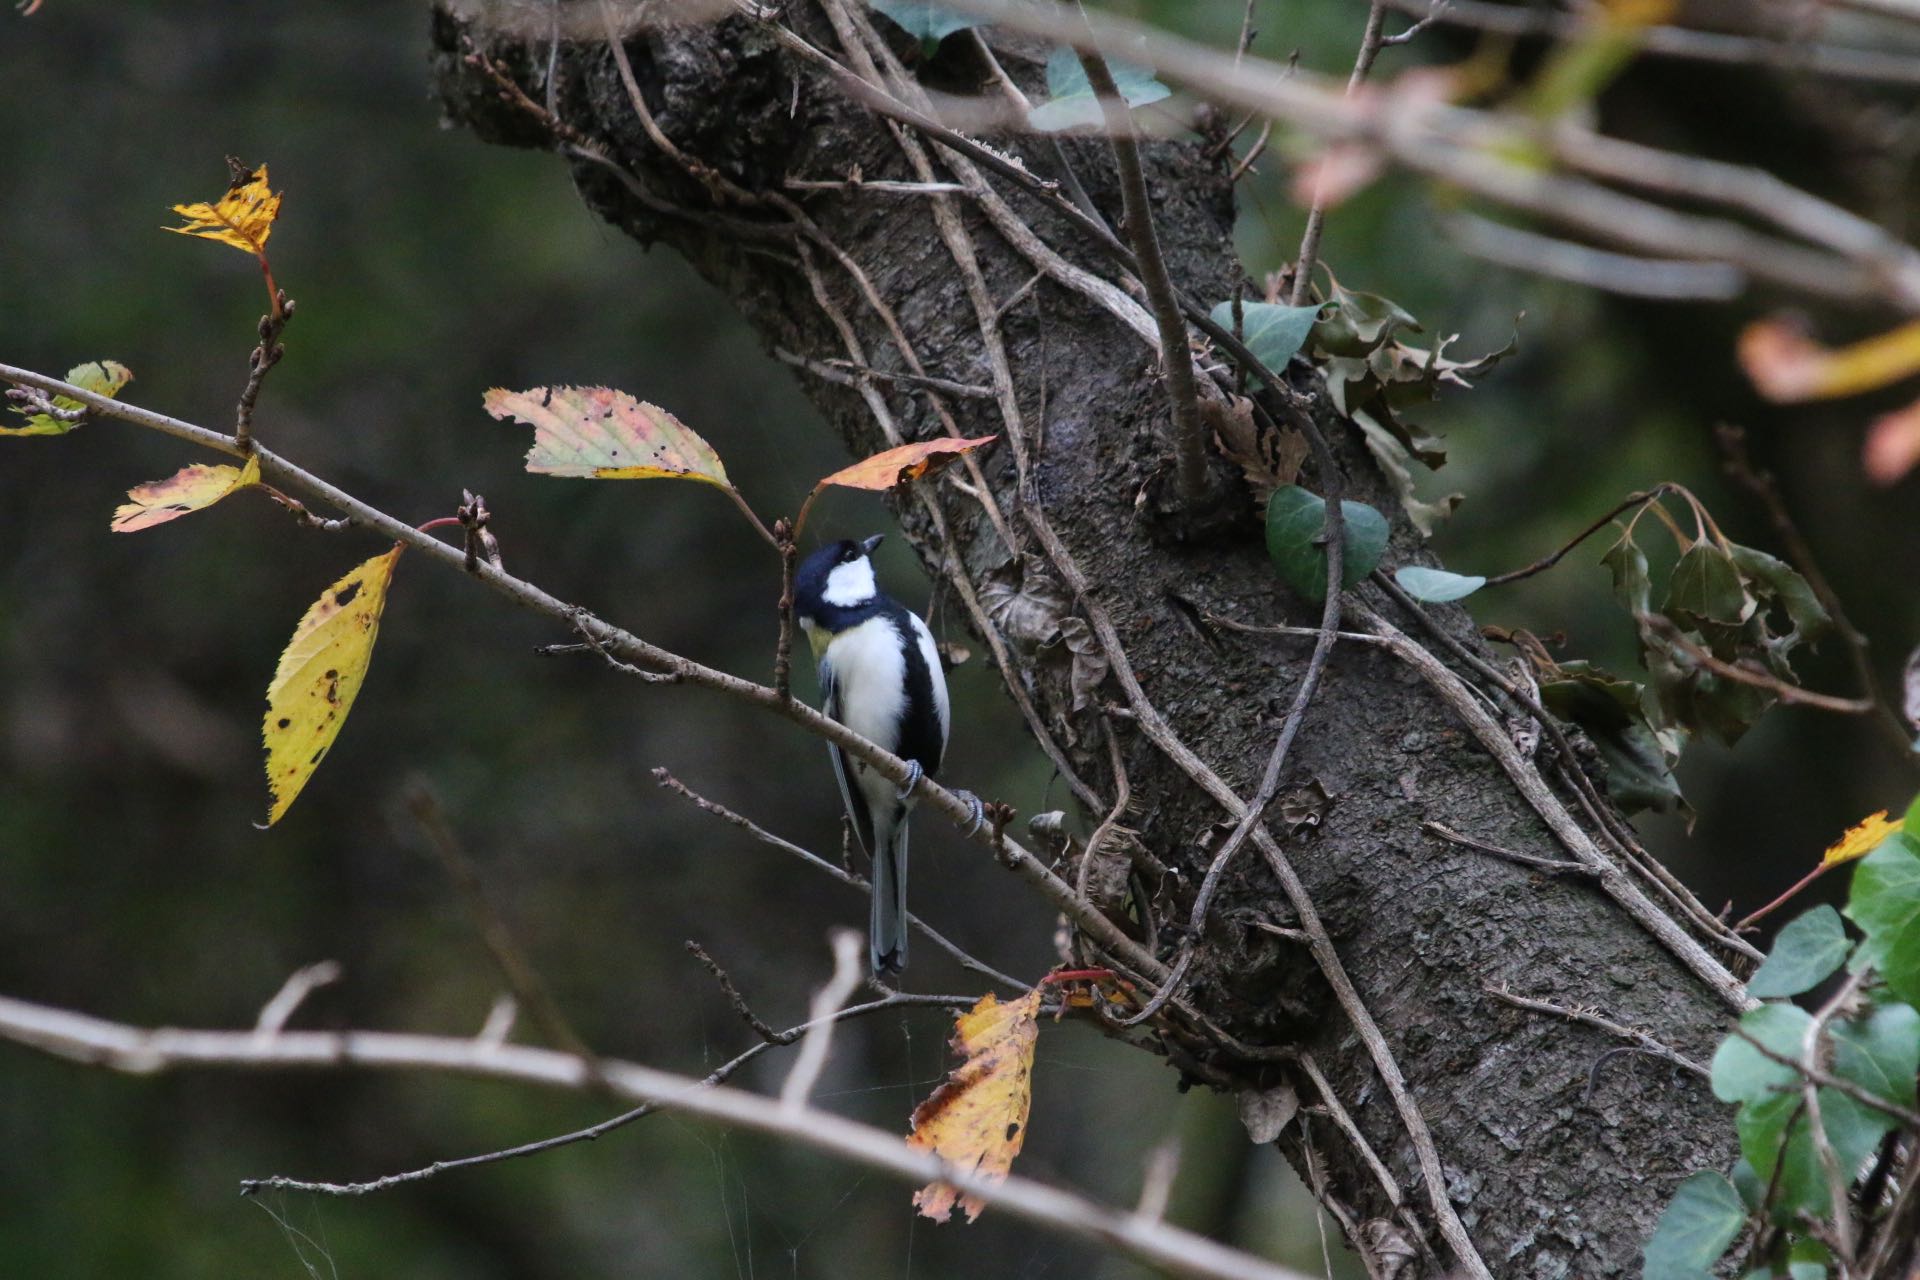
[895,760,924,800]
[954,789,987,837]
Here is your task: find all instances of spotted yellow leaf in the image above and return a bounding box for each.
[1,360,133,437]
[484,386,730,485]
[908,987,1041,1223]
[1824,810,1901,868]
[112,454,261,533]
[166,163,282,256]
[262,545,403,826]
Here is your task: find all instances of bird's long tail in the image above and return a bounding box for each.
[870,813,909,975]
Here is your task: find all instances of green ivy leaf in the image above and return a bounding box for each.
[1602,531,1652,616]
[1309,278,1421,357]
[867,0,983,56]
[1208,300,1324,380]
[1264,485,1388,602]
[1394,566,1485,603]
[1846,832,1920,1007]
[1666,541,1752,628]
[1712,1004,1810,1104]
[1832,1000,1920,1113]
[1747,906,1850,998]
[1737,1087,1888,1219]
[1537,663,1688,817]
[1642,1171,1746,1280]
[1729,543,1831,651]
[1028,46,1171,133]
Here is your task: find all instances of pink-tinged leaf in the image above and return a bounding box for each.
[1739,316,1920,403]
[1865,398,1920,486]
[816,435,997,494]
[112,454,261,532]
[484,386,730,486]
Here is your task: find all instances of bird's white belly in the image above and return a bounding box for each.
[826,618,909,768]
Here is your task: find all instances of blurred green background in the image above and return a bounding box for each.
[2,2,1915,1277]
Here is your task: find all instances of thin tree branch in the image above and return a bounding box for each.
[1716,423,1916,763]
[1291,2,1387,306]
[1636,613,1877,716]
[0,994,1316,1280]
[1485,986,1709,1080]
[1076,40,1210,507]
[238,984,964,1197]
[1377,0,1920,88]
[779,928,864,1109]
[652,768,1027,992]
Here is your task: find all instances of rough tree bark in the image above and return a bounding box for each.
[429,7,1741,1275]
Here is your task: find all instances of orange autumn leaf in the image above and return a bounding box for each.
[1823,810,1901,868]
[112,454,261,533]
[166,163,282,257]
[815,435,996,493]
[908,987,1041,1224]
[1739,317,1920,404]
[262,545,404,826]
[484,386,731,486]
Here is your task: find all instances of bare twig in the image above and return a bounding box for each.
[652,768,1027,992]
[772,348,993,400]
[252,962,343,1040]
[686,941,788,1043]
[1421,821,1596,878]
[1447,213,1745,301]
[1376,0,1920,87]
[1481,487,1670,586]
[1804,970,1870,1267]
[1077,40,1210,507]
[1636,613,1877,716]
[1485,986,1708,1080]
[779,929,865,1109]
[234,293,292,452]
[255,989,951,1196]
[1716,423,1916,763]
[0,994,1315,1280]
[1291,2,1388,305]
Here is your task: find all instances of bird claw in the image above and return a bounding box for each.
[896,760,924,800]
[956,790,986,837]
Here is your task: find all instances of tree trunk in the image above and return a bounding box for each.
[429,7,1741,1274]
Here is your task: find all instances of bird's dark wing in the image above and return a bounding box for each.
[820,655,875,854]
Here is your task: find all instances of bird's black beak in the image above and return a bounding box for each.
[860,534,886,556]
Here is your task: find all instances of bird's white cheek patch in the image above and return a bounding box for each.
[823,557,877,606]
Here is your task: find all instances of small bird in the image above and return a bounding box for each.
[793,534,977,975]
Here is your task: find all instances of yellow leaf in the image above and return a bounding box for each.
[907,987,1041,1223]
[484,386,731,486]
[815,435,997,494]
[262,545,403,826]
[1,360,133,437]
[112,454,261,533]
[1739,317,1920,403]
[165,163,282,256]
[1823,810,1900,868]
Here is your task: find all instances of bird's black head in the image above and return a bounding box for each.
[794,534,885,625]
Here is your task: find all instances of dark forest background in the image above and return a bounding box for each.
[2,2,1913,1276]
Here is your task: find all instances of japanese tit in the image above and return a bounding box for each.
[793,534,963,975]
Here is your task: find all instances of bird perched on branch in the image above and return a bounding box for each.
[794,534,979,975]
